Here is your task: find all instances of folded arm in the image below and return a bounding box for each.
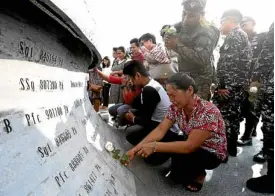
[175,35,215,68]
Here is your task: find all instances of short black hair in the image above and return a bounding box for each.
[113,47,118,52]
[117,46,126,53]
[241,16,256,27]
[139,33,156,44]
[130,38,140,47]
[123,60,149,77]
[221,9,243,23]
[167,73,198,93]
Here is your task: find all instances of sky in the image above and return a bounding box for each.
[85,0,274,58]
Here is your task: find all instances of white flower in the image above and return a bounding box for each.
[250,87,258,93]
[250,86,258,93]
[105,141,114,152]
[170,26,176,31]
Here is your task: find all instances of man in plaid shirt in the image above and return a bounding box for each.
[139,33,169,71]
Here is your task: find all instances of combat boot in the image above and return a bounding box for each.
[246,175,274,193]
[247,158,274,193]
[253,150,267,163]
[237,138,252,146]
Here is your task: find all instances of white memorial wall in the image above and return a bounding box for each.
[0,60,136,196]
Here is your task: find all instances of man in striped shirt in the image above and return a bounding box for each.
[139,33,169,71]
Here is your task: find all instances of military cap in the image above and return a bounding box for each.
[161,26,178,37]
[221,9,243,23]
[160,25,171,37]
[182,0,207,12]
[241,16,256,26]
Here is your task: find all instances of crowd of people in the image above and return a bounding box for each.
[89,0,274,193]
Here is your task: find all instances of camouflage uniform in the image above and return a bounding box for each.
[246,23,274,193]
[252,23,274,163]
[173,0,220,100]
[240,31,267,140]
[213,27,252,155]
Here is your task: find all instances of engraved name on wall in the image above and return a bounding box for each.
[0,60,136,196]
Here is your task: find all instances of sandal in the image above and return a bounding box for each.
[185,181,203,192]
[185,171,206,192]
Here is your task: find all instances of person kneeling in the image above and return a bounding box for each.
[96,68,141,126]
[126,73,227,192]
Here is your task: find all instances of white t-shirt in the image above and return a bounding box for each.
[144,79,179,133]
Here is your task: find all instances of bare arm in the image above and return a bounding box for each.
[127,117,174,161]
[96,69,109,82]
[111,70,123,76]
[138,117,174,146]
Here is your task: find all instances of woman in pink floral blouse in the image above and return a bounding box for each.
[126,73,227,192]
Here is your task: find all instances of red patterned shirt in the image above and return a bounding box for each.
[166,96,227,160]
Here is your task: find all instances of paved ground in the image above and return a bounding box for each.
[99,110,273,196]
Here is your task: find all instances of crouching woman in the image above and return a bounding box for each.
[126,73,227,192]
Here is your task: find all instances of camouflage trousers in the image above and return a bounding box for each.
[257,86,274,159]
[213,86,246,141]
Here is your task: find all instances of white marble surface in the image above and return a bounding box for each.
[0,60,136,196]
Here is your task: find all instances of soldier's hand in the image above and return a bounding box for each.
[218,89,230,99]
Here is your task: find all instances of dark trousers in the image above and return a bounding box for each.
[102,83,111,107]
[240,91,259,139]
[170,147,221,184]
[213,86,245,154]
[128,130,221,183]
[261,91,274,170]
[262,91,274,181]
[126,121,180,165]
[126,120,160,145]
[253,88,274,180]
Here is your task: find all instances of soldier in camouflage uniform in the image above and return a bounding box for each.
[238,16,267,147]
[212,9,252,157]
[164,0,220,100]
[246,23,274,194]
